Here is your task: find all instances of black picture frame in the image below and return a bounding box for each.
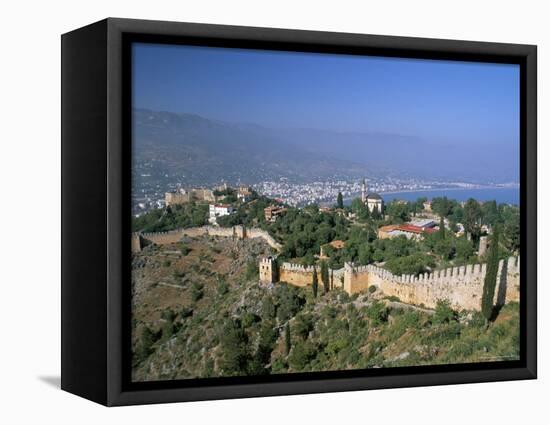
[61,17,537,406]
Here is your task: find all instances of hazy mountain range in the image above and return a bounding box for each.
[133,108,518,186]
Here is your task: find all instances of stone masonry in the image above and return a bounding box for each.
[259,256,520,311]
[132,225,282,253]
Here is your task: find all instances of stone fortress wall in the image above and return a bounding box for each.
[132,225,282,253]
[260,256,520,311]
[258,259,347,290]
[278,263,321,287]
[132,224,519,312]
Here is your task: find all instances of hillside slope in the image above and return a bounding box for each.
[131,236,519,381]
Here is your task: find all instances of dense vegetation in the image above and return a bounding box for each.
[132,202,208,233]
[132,191,520,278]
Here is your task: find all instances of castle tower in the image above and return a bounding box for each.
[361,178,366,203]
[259,256,276,283]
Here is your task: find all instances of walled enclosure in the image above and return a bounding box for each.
[260,256,520,311]
[131,225,282,253]
[132,226,519,311]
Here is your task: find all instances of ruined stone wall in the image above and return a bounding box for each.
[246,228,283,251]
[138,229,186,247]
[131,225,282,253]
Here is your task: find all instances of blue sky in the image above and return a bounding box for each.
[132,42,519,151]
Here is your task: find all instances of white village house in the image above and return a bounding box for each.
[209,203,234,224]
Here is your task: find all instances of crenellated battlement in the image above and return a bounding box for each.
[281,262,317,273]
[261,255,520,311]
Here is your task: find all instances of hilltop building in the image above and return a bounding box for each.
[165,189,189,206]
[361,178,384,213]
[215,182,228,192]
[410,218,437,229]
[378,222,437,240]
[237,185,252,202]
[264,205,287,222]
[209,203,234,224]
[165,187,215,206]
[378,224,400,239]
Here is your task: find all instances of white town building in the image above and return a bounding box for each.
[361,178,384,213]
[209,203,234,224]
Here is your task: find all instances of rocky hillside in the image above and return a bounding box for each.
[131,236,520,382]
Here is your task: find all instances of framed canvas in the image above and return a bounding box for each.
[61,18,537,406]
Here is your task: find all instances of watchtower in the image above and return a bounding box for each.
[259,256,276,283]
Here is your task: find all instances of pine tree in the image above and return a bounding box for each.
[312,266,318,298]
[284,322,291,355]
[481,225,501,323]
[464,198,482,241]
[439,215,446,240]
[336,192,344,209]
[372,205,380,220]
[219,319,249,376]
[261,296,276,320]
[320,260,330,294]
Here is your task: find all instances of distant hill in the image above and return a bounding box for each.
[133,109,518,185]
[133,109,373,186]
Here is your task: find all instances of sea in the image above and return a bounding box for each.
[379,187,520,206]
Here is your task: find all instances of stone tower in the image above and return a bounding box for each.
[361,178,366,203]
[259,256,276,283]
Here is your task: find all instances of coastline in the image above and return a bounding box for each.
[379,185,519,196]
[340,185,520,207]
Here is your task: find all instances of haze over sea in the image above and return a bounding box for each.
[379,187,519,205]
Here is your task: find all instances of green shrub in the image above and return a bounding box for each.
[202,357,215,378]
[275,285,305,322]
[385,252,435,276]
[217,280,229,296]
[191,282,204,302]
[288,340,317,370]
[433,300,457,325]
[241,312,260,328]
[173,270,185,279]
[218,319,249,376]
[366,301,389,326]
[261,296,276,321]
[179,306,193,319]
[294,314,314,340]
[160,309,175,322]
[325,337,350,357]
[178,243,191,256]
[271,358,288,373]
[245,261,259,281]
[161,320,175,341]
[135,325,157,363]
